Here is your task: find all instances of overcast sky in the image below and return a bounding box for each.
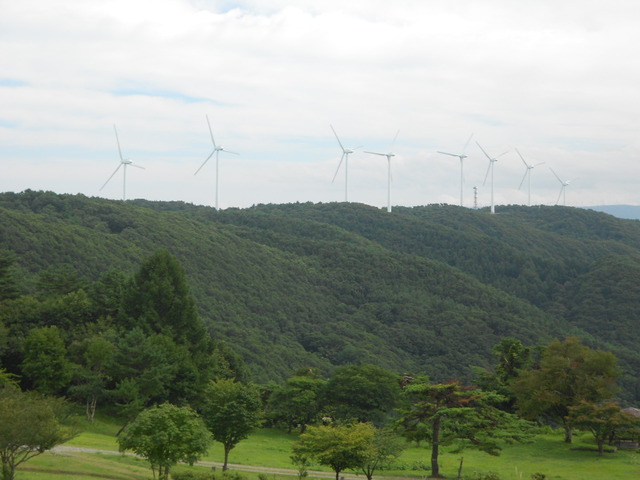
[2,0,640,210]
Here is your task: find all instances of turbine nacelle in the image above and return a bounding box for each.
[365,130,399,213]
[437,133,473,207]
[330,125,361,202]
[195,115,239,210]
[100,125,144,201]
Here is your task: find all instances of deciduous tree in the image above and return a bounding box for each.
[292,423,376,480]
[324,363,401,424]
[117,403,211,480]
[268,375,326,432]
[21,326,72,394]
[358,428,404,480]
[512,337,620,443]
[0,387,75,480]
[567,400,640,455]
[200,379,263,470]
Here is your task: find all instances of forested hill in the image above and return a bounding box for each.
[2,191,640,402]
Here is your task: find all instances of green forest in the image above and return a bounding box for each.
[1,190,640,405]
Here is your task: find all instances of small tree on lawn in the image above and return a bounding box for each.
[117,403,211,480]
[292,423,376,480]
[511,337,620,443]
[397,380,532,478]
[0,386,75,480]
[200,379,263,470]
[359,428,404,480]
[567,400,640,455]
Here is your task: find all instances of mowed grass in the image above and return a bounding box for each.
[16,415,640,480]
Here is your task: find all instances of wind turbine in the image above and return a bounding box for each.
[100,125,145,201]
[550,168,574,206]
[194,115,238,210]
[476,141,509,214]
[516,148,544,206]
[365,130,399,213]
[437,133,473,206]
[330,125,361,202]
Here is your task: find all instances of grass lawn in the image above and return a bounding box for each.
[16,415,640,480]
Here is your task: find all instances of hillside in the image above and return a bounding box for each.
[1,191,639,403]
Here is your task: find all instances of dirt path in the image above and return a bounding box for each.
[51,446,372,479]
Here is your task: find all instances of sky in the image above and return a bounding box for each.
[2,0,640,210]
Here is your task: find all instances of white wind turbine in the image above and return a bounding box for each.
[516,148,544,206]
[366,130,399,213]
[330,125,361,202]
[100,124,145,201]
[550,168,574,206]
[437,133,474,206]
[194,115,238,210]
[476,141,509,214]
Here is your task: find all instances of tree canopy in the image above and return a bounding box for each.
[292,423,377,480]
[117,402,211,480]
[512,337,620,442]
[200,379,263,470]
[398,380,533,478]
[0,387,75,480]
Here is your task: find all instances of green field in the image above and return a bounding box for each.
[14,416,640,480]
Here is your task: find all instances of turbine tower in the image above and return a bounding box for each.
[100,124,144,201]
[516,148,544,206]
[194,115,238,210]
[437,133,473,206]
[365,130,399,213]
[550,168,573,206]
[330,125,361,202]
[476,141,508,214]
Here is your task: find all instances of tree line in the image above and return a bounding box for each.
[4,191,640,405]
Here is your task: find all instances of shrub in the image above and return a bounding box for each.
[171,471,215,480]
[171,471,249,480]
[467,472,501,480]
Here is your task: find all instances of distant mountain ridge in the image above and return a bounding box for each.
[1,191,639,403]
[585,205,640,220]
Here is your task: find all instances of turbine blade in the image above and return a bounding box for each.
[482,160,492,186]
[332,154,345,183]
[130,163,145,170]
[330,124,346,153]
[100,164,122,191]
[206,115,217,149]
[222,149,239,155]
[534,162,545,167]
[365,151,386,156]
[437,151,459,157]
[518,169,528,190]
[391,129,400,150]
[497,150,510,158]
[556,187,563,205]
[515,148,528,168]
[476,141,492,161]
[549,167,563,184]
[113,125,124,161]
[462,133,474,153]
[194,151,214,175]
